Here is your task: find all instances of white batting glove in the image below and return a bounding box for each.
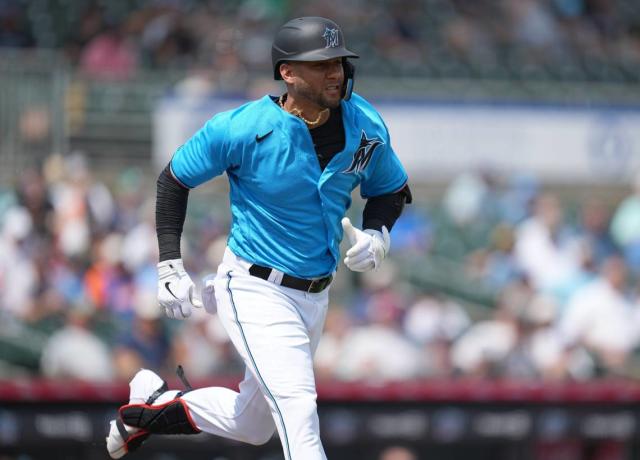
[157,259,197,319]
[341,217,390,272]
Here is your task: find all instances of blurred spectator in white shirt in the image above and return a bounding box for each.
[335,320,421,382]
[0,206,38,319]
[403,294,470,377]
[500,293,568,380]
[451,280,532,377]
[48,153,115,258]
[40,305,114,381]
[327,267,421,382]
[514,193,583,293]
[314,306,353,381]
[404,294,471,346]
[559,254,639,376]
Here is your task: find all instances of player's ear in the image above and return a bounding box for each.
[279,62,295,83]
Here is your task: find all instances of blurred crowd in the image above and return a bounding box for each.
[316,170,640,383]
[2,152,640,384]
[2,0,640,386]
[0,0,639,81]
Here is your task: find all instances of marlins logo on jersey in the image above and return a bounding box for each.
[343,131,384,174]
[322,27,339,48]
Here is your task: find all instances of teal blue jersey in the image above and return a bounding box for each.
[171,93,408,279]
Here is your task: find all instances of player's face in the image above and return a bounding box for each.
[285,58,344,109]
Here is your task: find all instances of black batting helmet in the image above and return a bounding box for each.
[271,17,359,81]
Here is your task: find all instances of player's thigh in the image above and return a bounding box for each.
[306,290,330,358]
[214,269,316,397]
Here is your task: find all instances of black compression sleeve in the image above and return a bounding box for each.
[156,164,190,262]
[362,183,412,231]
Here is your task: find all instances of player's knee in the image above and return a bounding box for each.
[237,403,276,445]
[243,424,276,446]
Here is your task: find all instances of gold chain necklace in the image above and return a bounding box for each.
[278,94,328,127]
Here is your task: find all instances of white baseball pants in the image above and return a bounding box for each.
[182,247,330,459]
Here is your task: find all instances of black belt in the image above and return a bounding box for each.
[248,264,332,293]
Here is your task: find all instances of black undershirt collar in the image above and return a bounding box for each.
[271,96,345,171]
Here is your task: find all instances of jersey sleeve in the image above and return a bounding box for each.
[170,113,234,188]
[360,128,408,199]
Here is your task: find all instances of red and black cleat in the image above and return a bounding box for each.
[106,367,198,458]
[119,398,201,435]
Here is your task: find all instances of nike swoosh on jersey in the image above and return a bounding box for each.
[165,282,179,300]
[255,130,273,143]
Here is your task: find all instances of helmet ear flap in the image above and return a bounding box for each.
[341,59,355,100]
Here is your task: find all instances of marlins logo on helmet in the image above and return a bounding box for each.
[322,27,339,48]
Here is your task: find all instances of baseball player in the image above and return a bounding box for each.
[106,16,412,460]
